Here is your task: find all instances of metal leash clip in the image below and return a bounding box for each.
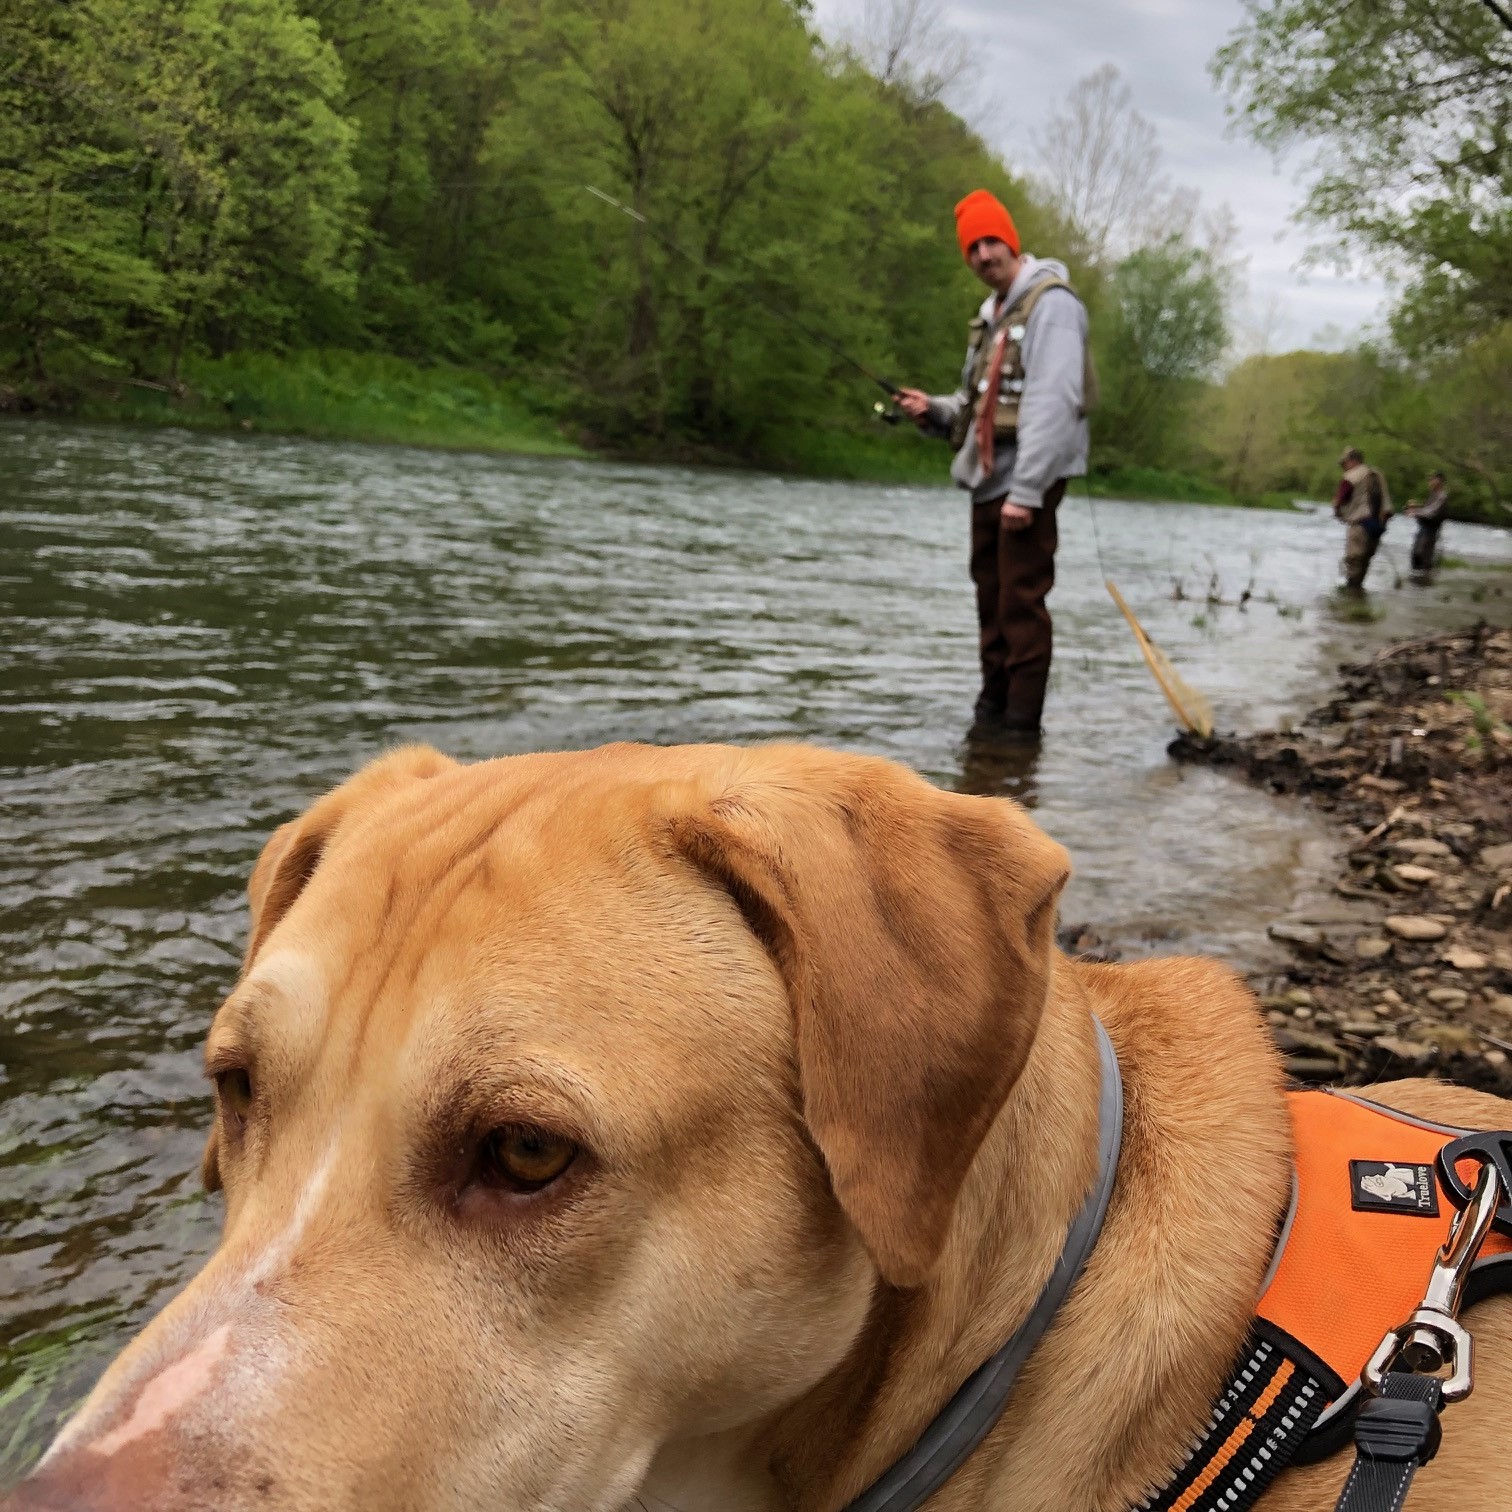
[1361,1156,1504,1403]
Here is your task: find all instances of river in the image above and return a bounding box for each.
[2,419,1509,1476]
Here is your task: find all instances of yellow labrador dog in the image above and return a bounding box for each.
[6,743,1510,1512]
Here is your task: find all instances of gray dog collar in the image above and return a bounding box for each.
[837,1015,1124,1512]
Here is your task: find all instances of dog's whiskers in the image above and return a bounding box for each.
[633,1491,697,1512]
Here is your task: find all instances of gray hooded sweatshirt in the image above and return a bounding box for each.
[924,256,1091,507]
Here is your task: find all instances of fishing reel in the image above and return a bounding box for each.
[872,399,905,426]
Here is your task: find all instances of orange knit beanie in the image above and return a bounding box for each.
[954,189,1020,260]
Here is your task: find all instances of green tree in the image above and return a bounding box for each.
[1,0,1088,477]
[547,0,820,430]
[1092,237,1229,472]
[1199,349,1350,501]
[129,0,360,378]
[0,0,358,385]
[1214,0,1512,517]
[0,4,164,378]
[1214,0,1512,352]
[478,0,1041,453]
[295,0,520,358]
[1324,338,1512,517]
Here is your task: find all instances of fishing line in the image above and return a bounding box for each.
[1083,474,1111,583]
[582,185,901,399]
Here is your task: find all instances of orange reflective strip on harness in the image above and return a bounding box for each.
[1164,1360,1297,1512]
[1258,1091,1512,1391]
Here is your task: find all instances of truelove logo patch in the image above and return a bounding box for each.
[1350,1159,1439,1216]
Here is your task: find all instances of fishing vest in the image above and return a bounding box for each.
[949,276,1099,452]
[1140,1090,1512,1512]
[1340,463,1392,525]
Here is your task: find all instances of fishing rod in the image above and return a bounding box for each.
[583,185,906,418]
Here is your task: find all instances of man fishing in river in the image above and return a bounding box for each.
[1333,445,1392,591]
[1407,470,1450,573]
[897,190,1093,741]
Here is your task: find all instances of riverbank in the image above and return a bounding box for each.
[2,351,1294,506]
[1170,622,1512,1095]
[1,351,584,461]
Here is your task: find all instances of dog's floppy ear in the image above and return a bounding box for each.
[242,744,457,969]
[670,748,1069,1288]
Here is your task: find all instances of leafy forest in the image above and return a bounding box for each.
[2,0,1508,518]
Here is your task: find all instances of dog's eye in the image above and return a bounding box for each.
[478,1124,576,1193]
[215,1068,254,1129]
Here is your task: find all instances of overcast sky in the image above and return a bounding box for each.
[810,0,1391,353]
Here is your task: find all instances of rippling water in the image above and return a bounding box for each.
[2,419,1509,1475]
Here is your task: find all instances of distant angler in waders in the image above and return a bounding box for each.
[897,190,1094,741]
[1407,470,1449,573]
[1333,446,1391,591]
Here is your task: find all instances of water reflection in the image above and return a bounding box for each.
[957,722,1043,804]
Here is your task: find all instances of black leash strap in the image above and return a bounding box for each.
[1135,1324,1331,1512]
[1332,1374,1443,1512]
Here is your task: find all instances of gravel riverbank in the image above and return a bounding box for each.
[1167,621,1512,1093]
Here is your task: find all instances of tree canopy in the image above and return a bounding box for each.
[1215,0,1511,345]
[3,0,1038,454]
[3,0,1503,516]
[0,0,357,383]
[1214,0,1512,512]
[3,0,1241,477]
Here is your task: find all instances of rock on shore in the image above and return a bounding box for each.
[1167,622,1512,1094]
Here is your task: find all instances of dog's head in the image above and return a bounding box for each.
[10,743,1068,1512]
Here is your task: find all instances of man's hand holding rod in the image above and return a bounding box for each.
[896,386,1033,530]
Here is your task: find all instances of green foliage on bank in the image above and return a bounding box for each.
[1085,467,1266,508]
[1194,336,1512,525]
[0,0,1240,495]
[63,350,581,456]
[0,0,1052,448]
[2,0,1504,521]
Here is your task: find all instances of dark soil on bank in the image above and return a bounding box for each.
[1163,621,1512,1094]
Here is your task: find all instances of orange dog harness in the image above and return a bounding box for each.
[838,1062,1511,1512]
[1141,1090,1512,1512]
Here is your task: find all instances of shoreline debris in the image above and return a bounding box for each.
[1168,622,1511,1092]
